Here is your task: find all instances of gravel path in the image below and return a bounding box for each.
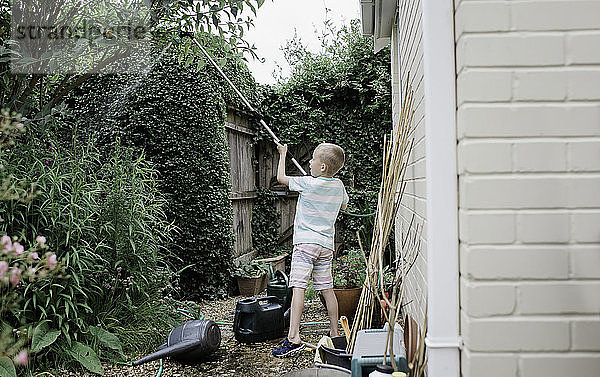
[46,296,334,377]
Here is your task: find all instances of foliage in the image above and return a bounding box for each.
[233,260,269,278]
[260,20,391,251]
[332,249,366,289]
[63,35,261,299]
[0,112,179,373]
[0,0,265,118]
[251,187,281,256]
[0,111,62,376]
[304,281,317,301]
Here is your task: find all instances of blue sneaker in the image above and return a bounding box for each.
[272,338,305,358]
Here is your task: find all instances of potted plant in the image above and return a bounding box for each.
[321,249,367,318]
[255,247,290,274]
[234,260,270,296]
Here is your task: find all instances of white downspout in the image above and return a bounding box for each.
[422,1,461,377]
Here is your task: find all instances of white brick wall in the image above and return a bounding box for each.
[456,1,600,376]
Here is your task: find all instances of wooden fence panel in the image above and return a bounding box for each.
[226,113,345,260]
[225,111,256,263]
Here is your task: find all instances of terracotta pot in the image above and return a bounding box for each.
[237,274,268,296]
[320,287,362,319]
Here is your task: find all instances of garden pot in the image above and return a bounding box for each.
[319,287,362,319]
[237,274,268,296]
[255,253,287,273]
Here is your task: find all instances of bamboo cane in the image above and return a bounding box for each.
[347,81,416,354]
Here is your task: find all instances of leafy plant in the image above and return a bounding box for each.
[233,260,269,278]
[332,249,366,289]
[0,113,179,373]
[304,281,317,301]
[0,110,62,376]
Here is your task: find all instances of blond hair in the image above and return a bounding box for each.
[315,143,345,176]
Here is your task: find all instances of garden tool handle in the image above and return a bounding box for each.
[340,316,350,343]
[185,33,307,175]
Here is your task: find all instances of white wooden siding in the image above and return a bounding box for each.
[394,0,428,329]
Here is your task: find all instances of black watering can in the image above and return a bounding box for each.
[267,268,292,311]
[132,319,220,366]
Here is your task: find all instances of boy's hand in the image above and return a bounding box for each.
[276,142,288,155]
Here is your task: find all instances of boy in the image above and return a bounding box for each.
[272,142,349,358]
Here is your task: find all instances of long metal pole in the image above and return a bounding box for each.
[184,33,307,175]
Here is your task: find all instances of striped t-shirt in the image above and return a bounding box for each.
[289,176,349,250]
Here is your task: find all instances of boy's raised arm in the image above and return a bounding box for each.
[276,142,290,186]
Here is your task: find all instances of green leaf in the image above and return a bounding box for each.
[66,342,104,375]
[31,321,61,352]
[0,357,16,377]
[89,326,123,353]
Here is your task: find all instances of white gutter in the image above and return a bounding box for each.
[422,0,461,377]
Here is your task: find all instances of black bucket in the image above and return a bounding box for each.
[321,336,351,371]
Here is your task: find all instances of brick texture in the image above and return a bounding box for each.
[456,1,600,376]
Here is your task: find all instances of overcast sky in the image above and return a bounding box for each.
[244,0,361,84]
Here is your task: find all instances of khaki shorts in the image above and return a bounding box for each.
[289,243,334,290]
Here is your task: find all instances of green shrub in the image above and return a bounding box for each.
[65,36,260,299]
[0,120,179,373]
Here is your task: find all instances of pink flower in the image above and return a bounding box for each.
[1,235,10,246]
[47,254,57,269]
[13,350,28,366]
[0,261,8,277]
[13,242,24,256]
[9,268,21,286]
[28,252,39,262]
[36,235,47,246]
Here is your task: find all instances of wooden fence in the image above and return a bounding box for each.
[225,110,256,264]
[225,109,344,264]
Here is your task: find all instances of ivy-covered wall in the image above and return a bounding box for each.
[259,21,392,251]
[66,40,260,299]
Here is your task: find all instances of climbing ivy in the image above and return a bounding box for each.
[65,35,260,299]
[260,20,392,250]
[251,187,281,256]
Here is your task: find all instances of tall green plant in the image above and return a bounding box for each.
[0,109,62,377]
[0,118,178,374]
